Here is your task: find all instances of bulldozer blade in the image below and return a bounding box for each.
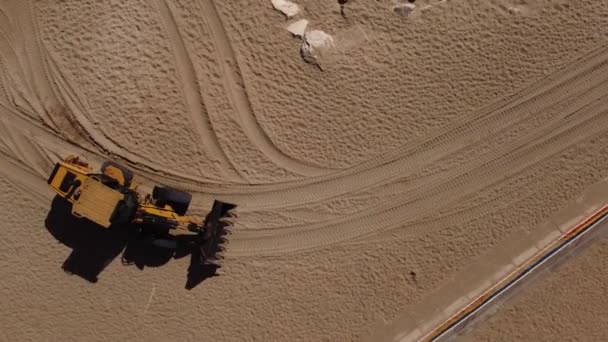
[225,206,238,218]
[203,258,222,267]
[197,200,236,265]
[218,217,235,226]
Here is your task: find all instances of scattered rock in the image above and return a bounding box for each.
[271,0,300,18]
[286,19,309,37]
[300,30,335,66]
[393,2,416,16]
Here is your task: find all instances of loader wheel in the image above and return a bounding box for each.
[152,186,192,216]
[137,232,178,250]
[150,238,178,250]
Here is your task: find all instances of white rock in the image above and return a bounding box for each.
[393,2,416,16]
[271,0,300,18]
[301,30,334,65]
[286,19,309,37]
[304,30,334,49]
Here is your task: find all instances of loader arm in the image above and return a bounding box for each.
[134,199,236,265]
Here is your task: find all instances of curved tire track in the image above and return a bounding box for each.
[153,0,244,183]
[153,43,608,208]
[196,0,332,177]
[228,121,608,257]
[3,6,608,259]
[233,75,608,231]
[14,41,608,212]
[233,101,608,242]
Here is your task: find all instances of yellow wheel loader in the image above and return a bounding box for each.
[46,155,236,267]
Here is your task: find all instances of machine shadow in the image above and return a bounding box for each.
[44,195,218,289]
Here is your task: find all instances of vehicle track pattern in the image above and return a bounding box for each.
[153,0,244,183]
[0,0,607,261]
[197,0,332,177]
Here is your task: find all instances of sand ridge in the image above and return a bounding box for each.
[1,0,608,341]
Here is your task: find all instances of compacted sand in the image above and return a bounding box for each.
[463,239,608,342]
[1,0,608,341]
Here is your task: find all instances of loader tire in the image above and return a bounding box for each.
[152,186,192,216]
[150,238,178,250]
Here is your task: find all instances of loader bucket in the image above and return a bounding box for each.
[198,200,237,266]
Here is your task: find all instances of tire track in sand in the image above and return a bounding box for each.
[238,69,608,224]
[0,14,40,117]
[234,95,608,241]
[196,0,331,177]
[3,23,608,257]
[153,0,244,182]
[0,2,11,104]
[5,38,605,218]
[0,150,51,207]
[0,49,11,104]
[40,43,230,184]
[16,41,608,213]
[228,115,608,256]
[173,43,608,209]
[220,44,608,255]
[136,43,608,210]
[237,83,608,236]
[12,0,62,128]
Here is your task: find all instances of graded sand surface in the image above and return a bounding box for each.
[462,238,608,342]
[1,0,608,341]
